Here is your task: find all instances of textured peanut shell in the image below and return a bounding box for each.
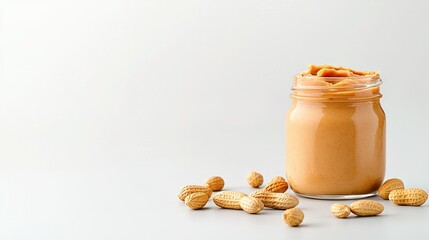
[239,196,264,214]
[250,190,298,210]
[185,192,209,210]
[205,176,225,191]
[213,191,247,210]
[283,208,304,227]
[247,171,264,188]
[330,203,350,218]
[178,185,213,201]
[389,188,428,206]
[270,176,286,183]
[349,200,384,216]
[378,178,404,200]
[264,180,289,193]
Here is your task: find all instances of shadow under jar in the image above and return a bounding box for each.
[286,74,386,200]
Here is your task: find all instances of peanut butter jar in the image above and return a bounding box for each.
[286,65,386,199]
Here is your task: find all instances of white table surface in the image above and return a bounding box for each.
[1,159,428,240]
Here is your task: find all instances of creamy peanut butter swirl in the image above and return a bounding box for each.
[301,64,379,78]
[295,64,380,88]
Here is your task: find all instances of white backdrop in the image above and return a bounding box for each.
[1,0,429,239]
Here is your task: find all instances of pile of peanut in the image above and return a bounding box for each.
[330,178,428,218]
[178,173,428,227]
[178,171,303,227]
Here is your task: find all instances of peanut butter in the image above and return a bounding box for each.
[286,65,386,198]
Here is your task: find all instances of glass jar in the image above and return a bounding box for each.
[286,74,386,199]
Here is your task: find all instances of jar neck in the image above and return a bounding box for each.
[290,75,382,102]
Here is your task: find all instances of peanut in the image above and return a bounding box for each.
[330,203,350,218]
[247,171,264,188]
[185,192,209,210]
[264,179,288,193]
[282,208,304,227]
[389,188,428,206]
[378,178,404,200]
[178,185,213,201]
[349,200,384,216]
[213,191,247,210]
[239,196,264,214]
[205,176,225,191]
[250,190,299,210]
[270,176,286,183]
